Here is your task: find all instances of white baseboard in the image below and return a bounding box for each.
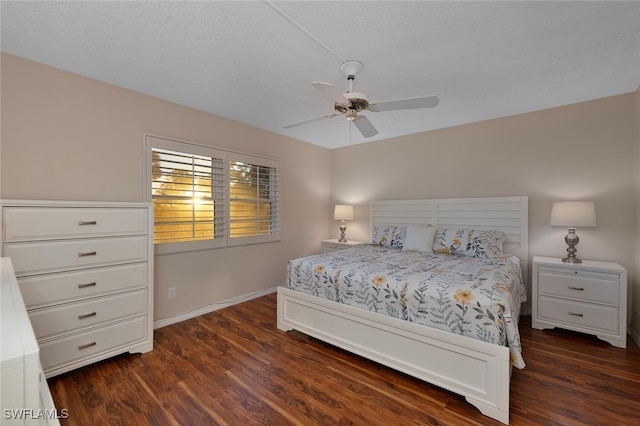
[153,286,279,329]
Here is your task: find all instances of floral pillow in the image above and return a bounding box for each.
[373,225,396,247]
[390,226,407,249]
[372,225,407,249]
[433,228,508,258]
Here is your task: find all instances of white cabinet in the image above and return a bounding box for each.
[532,256,627,348]
[321,239,365,253]
[1,258,59,425]
[1,200,154,378]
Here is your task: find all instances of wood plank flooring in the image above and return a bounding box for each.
[48,293,640,425]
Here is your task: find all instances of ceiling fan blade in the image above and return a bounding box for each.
[353,115,379,138]
[369,95,440,112]
[283,113,340,129]
[311,82,350,105]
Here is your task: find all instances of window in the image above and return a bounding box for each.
[145,136,279,254]
[151,148,225,244]
[229,153,279,245]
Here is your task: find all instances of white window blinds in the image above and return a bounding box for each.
[229,153,280,244]
[146,135,280,253]
[151,148,226,244]
[229,154,279,243]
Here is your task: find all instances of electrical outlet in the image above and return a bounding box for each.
[168,287,176,300]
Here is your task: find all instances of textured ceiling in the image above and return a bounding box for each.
[1,1,639,149]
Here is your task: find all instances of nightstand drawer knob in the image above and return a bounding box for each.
[568,286,584,291]
[568,311,584,317]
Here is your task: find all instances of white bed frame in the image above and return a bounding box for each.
[277,196,528,424]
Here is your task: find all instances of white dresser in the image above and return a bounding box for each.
[1,200,154,378]
[532,256,627,348]
[1,257,60,425]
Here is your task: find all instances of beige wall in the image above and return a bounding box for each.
[0,53,332,320]
[2,52,639,334]
[332,94,637,320]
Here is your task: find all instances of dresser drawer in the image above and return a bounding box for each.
[3,207,148,242]
[5,236,148,276]
[18,263,147,308]
[29,290,147,339]
[537,268,619,305]
[537,296,619,334]
[39,316,148,372]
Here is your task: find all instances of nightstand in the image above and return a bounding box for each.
[321,239,365,253]
[532,256,627,348]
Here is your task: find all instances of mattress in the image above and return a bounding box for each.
[286,244,527,368]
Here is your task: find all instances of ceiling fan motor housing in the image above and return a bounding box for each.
[335,92,369,113]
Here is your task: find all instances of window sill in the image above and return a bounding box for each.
[154,236,281,256]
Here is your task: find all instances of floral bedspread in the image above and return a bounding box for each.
[286,245,527,368]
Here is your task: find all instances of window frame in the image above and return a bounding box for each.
[144,135,280,255]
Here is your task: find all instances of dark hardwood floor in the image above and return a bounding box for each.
[48,293,640,425]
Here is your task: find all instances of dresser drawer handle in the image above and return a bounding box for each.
[568,311,584,317]
[78,312,97,320]
[78,221,97,226]
[568,286,584,291]
[78,251,97,257]
[78,282,97,289]
[78,342,97,350]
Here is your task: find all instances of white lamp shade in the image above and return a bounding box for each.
[550,201,597,227]
[333,204,354,221]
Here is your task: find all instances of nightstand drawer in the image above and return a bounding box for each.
[321,239,364,253]
[538,296,619,334]
[537,268,619,305]
[322,242,347,252]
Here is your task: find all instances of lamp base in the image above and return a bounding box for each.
[562,227,581,263]
[338,221,347,242]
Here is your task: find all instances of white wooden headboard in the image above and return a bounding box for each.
[370,196,529,285]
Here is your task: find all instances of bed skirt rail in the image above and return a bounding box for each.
[277,286,511,424]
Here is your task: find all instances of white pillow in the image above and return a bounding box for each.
[402,226,436,252]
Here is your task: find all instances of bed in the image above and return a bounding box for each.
[277,196,528,424]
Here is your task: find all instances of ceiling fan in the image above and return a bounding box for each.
[283,61,439,138]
